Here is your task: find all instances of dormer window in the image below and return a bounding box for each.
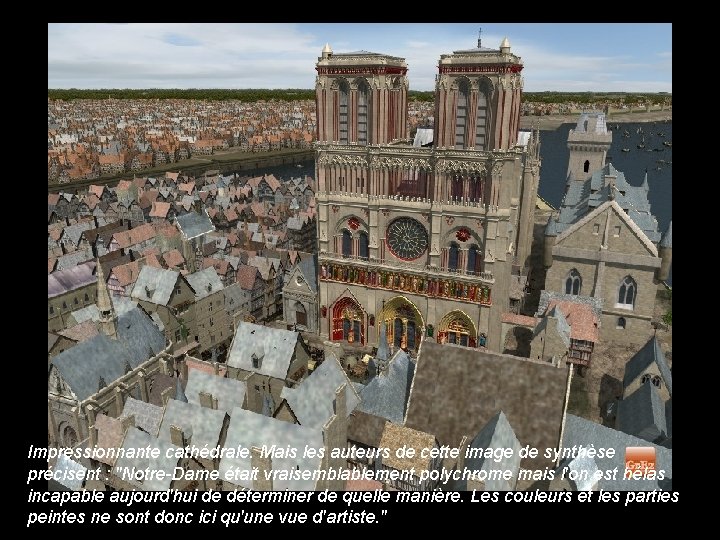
[251,352,263,369]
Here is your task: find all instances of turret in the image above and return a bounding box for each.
[375,321,390,374]
[566,111,612,181]
[321,42,332,59]
[544,217,557,268]
[95,258,117,339]
[657,220,672,282]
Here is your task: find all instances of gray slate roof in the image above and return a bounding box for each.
[175,211,214,240]
[56,249,93,271]
[69,296,137,325]
[185,267,224,300]
[464,411,521,490]
[280,355,360,429]
[120,396,164,437]
[62,221,94,245]
[158,398,228,449]
[48,261,96,298]
[51,307,166,401]
[533,305,571,347]
[54,454,87,490]
[356,349,414,424]
[296,254,318,293]
[616,380,667,443]
[623,337,672,396]
[563,414,672,490]
[130,265,180,306]
[184,370,246,415]
[113,427,180,490]
[227,322,300,379]
[535,290,603,318]
[553,163,661,243]
[218,407,324,490]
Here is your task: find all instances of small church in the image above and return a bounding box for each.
[541,112,672,345]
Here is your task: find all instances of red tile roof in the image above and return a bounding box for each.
[236,265,260,290]
[110,260,143,287]
[163,249,185,268]
[546,300,600,343]
[149,201,171,218]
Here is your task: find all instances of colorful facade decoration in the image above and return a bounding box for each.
[320,263,492,306]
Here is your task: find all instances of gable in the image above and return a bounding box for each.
[285,267,312,294]
[555,201,657,257]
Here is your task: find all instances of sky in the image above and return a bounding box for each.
[48,23,672,92]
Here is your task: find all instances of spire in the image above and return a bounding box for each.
[322,42,332,54]
[175,376,188,403]
[375,321,390,373]
[95,258,117,339]
[642,169,650,192]
[500,36,511,53]
[477,27,482,48]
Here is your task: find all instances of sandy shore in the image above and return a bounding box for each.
[519,109,672,131]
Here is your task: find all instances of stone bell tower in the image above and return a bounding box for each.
[315,43,408,145]
[434,35,524,151]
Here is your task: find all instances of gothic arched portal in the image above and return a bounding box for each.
[332,296,365,345]
[437,310,478,347]
[377,296,425,352]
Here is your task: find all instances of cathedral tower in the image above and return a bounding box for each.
[434,36,524,151]
[566,111,612,182]
[315,36,540,354]
[316,45,408,145]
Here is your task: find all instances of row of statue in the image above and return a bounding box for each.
[320,263,491,304]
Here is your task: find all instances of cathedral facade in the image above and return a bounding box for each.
[314,37,540,353]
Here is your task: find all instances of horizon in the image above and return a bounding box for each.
[48,23,672,93]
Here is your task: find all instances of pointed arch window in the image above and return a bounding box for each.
[359,231,369,259]
[455,80,470,149]
[475,91,488,150]
[467,244,482,275]
[617,276,636,309]
[339,81,349,144]
[341,229,352,257]
[565,269,582,295]
[357,80,370,145]
[448,242,460,272]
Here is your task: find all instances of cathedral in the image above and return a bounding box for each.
[314,36,540,353]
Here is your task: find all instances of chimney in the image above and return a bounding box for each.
[170,424,192,447]
[251,446,273,490]
[120,414,135,434]
[199,391,218,410]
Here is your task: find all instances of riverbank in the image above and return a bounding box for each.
[48,148,314,193]
[519,109,672,131]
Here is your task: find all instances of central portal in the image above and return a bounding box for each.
[378,296,424,352]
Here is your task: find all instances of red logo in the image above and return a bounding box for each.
[625,447,656,479]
